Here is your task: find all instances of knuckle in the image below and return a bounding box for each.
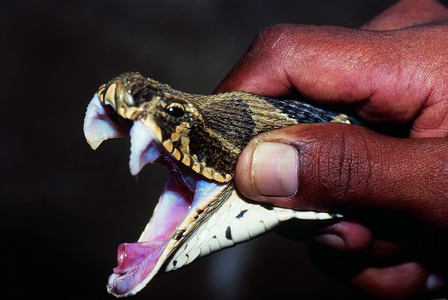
[314,125,372,207]
[251,24,297,55]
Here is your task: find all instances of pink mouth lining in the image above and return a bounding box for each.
[109,242,167,295]
[107,172,194,296]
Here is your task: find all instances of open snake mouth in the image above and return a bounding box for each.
[84,94,229,297]
[84,73,343,298]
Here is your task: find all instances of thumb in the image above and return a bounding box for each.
[234,123,448,229]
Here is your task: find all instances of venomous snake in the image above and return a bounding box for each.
[83,72,362,297]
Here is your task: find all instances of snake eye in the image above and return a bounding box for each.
[165,101,185,118]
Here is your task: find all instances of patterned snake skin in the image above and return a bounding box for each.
[83,72,362,297]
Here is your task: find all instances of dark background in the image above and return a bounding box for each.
[0,0,415,299]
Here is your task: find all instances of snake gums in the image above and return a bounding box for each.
[83,72,361,297]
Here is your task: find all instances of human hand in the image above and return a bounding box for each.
[214,0,448,298]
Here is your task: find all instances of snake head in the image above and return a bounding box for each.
[86,72,233,182]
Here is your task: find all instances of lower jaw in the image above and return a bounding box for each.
[107,171,195,297]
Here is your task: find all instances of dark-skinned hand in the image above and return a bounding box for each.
[214,0,448,299]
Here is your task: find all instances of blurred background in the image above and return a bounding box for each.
[1,0,421,299]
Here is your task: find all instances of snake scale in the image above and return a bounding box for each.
[83,72,361,297]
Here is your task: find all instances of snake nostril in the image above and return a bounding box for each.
[133,86,158,105]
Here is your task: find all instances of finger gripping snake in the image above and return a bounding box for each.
[83,72,361,297]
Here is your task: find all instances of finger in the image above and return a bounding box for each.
[234,123,448,229]
[313,220,373,253]
[275,219,373,253]
[361,0,448,30]
[354,263,427,299]
[308,219,448,298]
[308,241,430,299]
[214,23,448,137]
[352,263,430,299]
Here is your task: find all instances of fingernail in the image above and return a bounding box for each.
[426,273,447,292]
[313,234,346,252]
[251,142,298,197]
